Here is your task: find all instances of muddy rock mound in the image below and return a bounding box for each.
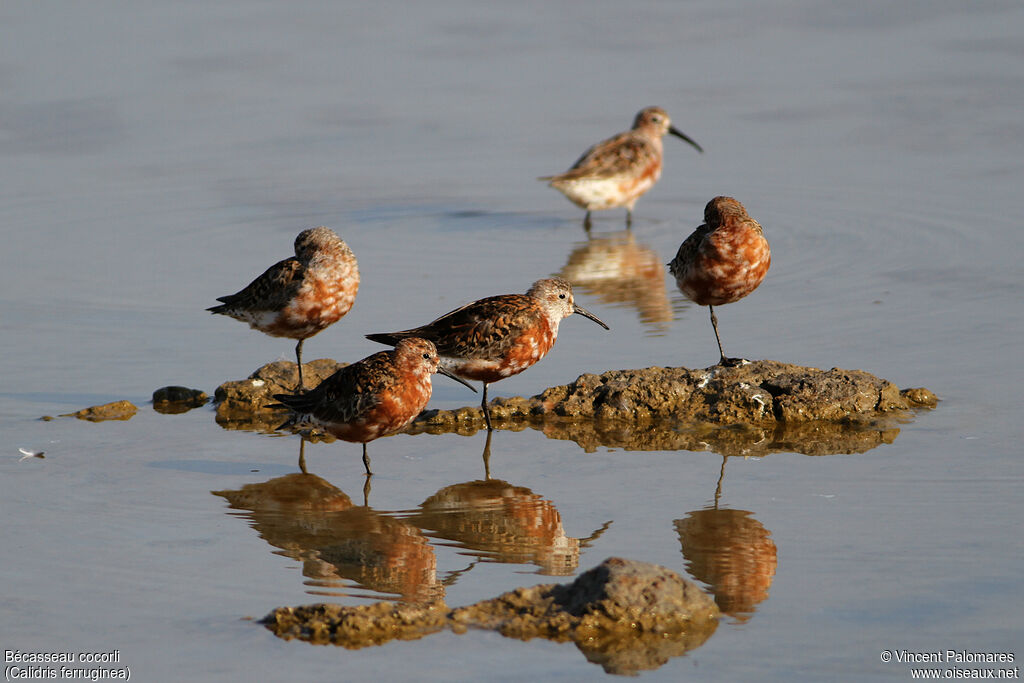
[261,600,449,648]
[452,557,719,674]
[261,557,719,674]
[452,557,717,635]
[213,359,346,431]
[417,360,937,429]
[60,400,139,422]
[152,386,208,414]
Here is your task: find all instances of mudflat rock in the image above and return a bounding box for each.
[213,359,345,431]
[61,400,139,422]
[262,557,719,674]
[211,360,936,454]
[451,556,717,631]
[452,557,719,675]
[152,386,208,414]
[415,360,937,430]
[261,600,449,648]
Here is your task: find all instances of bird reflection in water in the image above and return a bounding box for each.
[213,468,443,603]
[558,230,674,331]
[408,430,611,576]
[675,455,777,622]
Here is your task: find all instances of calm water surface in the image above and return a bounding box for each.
[2,1,1022,681]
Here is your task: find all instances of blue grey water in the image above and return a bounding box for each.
[1,1,1021,680]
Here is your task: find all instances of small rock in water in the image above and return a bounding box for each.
[61,400,138,422]
[261,601,449,648]
[152,386,208,414]
[213,359,346,431]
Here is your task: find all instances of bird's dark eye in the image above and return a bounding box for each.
[423,353,430,360]
[559,293,566,299]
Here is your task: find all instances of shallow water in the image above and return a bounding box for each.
[2,1,1022,681]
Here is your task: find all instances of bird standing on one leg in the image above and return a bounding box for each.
[208,227,359,391]
[271,338,475,476]
[668,197,771,366]
[539,106,703,230]
[366,277,609,431]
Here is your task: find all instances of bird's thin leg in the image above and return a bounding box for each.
[583,211,592,233]
[295,339,306,392]
[710,306,744,366]
[625,208,633,229]
[362,443,373,477]
[481,383,493,431]
[709,306,728,365]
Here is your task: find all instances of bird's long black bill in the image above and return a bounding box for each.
[574,304,610,330]
[669,126,704,153]
[438,366,478,393]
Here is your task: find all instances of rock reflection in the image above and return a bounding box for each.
[675,456,778,622]
[409,412,902,459]
[574,627,717,676]
[409,431,610,576]
[558,230,673,329]
[534,418,900,457]
[213,472,443,603]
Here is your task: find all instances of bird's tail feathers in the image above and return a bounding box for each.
[365,332,405,346]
